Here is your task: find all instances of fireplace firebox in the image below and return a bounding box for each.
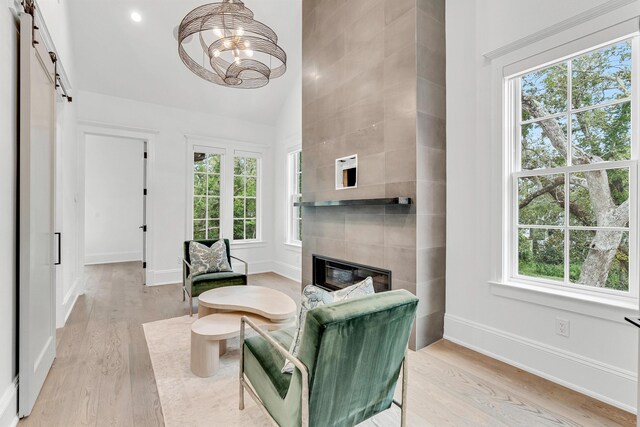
[312,255,391,293]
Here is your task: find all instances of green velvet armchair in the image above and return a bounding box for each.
[239,289,419,427]
[182,239,248,315]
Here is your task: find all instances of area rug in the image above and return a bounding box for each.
[143,315,399,427]
[143,315,270,427]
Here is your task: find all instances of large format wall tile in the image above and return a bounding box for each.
[302,0,445,350]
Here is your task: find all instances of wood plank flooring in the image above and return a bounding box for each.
[19,262,635,426]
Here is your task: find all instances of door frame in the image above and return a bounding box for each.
[77,121,158,288]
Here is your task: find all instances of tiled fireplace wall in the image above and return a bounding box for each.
[301,0,445,350]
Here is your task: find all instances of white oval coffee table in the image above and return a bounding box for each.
[191,312,287,378]
[197,285,297,322]
[191,286,297,377]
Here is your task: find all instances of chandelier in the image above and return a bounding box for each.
[178,0,287,89]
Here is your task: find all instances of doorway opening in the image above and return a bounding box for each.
[83,134,148,284]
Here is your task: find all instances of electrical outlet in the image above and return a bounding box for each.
[556,318,570,337]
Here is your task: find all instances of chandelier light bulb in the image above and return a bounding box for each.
[245,49,254,57]
[223,39,232,48]
[235,56,241,64]
[236,27,244,36]
[213,27,223,37]
[213,49,221,58]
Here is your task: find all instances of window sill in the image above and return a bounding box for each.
[284,242,302,250]
[489,280,638,324]
[230,240,267,249]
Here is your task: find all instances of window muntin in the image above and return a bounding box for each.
[510,39,636,295]
[288,150,302,245]
[193,152,221,240]
[233,156,259,241]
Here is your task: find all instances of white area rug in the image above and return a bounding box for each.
[143,315,399,427]
[143,315,271,427]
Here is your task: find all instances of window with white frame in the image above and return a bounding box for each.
[193,151,222,240]
[233,154,260,241]
[189,144,262,243]
[506,37,638,296]
[287,150,302,244]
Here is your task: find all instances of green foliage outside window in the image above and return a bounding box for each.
[193,153,221,240]
[233,156,258,240]
[516,41,632,291]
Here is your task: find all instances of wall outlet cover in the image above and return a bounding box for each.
[556,318,570,337]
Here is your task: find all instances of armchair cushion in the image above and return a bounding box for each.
[282,277,375,373]
[191,272,247,297]
[189,240,232,277]
[183,239,232,271]
[244,328,296,399]
[192,271,246,284]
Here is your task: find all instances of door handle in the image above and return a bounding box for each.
[139,225,147,232]
[55,232,61,265]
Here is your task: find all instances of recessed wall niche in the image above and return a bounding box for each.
[335,155,357,190]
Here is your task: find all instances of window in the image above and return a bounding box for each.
[287,150,302,245]
[189,143,263,244]
[506,38,637,296]
[233,155,259,241]
[193,151,221,240]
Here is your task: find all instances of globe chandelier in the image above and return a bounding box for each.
[178,0,287,89]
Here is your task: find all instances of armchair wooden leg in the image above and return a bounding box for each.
[190,295,193,317]
[182,287,186,302]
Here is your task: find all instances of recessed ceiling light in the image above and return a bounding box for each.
[130,11,142,23]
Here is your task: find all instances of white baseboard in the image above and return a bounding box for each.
[243,260,275,275]
[444,313,637,413]
[272,261,301,283]
[0,378,18,427]
[84,251,142,265]
[56,278,81,328]
[146,268,181,286]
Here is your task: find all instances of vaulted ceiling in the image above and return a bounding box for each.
[67,0,301,125]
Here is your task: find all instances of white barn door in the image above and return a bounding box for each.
[18,11,57,417]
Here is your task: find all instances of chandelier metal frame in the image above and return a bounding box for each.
[178,0,287,89]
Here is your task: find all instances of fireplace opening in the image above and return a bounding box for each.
[313,255,391,293]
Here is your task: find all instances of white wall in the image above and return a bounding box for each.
[0,6,19,426]
[84,135,144,265]
[76,91,278,285]
[272,71,303,283]
[56,97,81,328]
[446,0,639,412]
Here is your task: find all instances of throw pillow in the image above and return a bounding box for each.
[189,240,232,277]
[281,277,375,373]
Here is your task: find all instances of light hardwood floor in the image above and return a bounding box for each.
[19,262,635,426]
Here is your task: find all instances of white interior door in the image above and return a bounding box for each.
[18,12,57,418]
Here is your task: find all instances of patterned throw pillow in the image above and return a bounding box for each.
[188,240,232,277]
[281,277,375,374]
